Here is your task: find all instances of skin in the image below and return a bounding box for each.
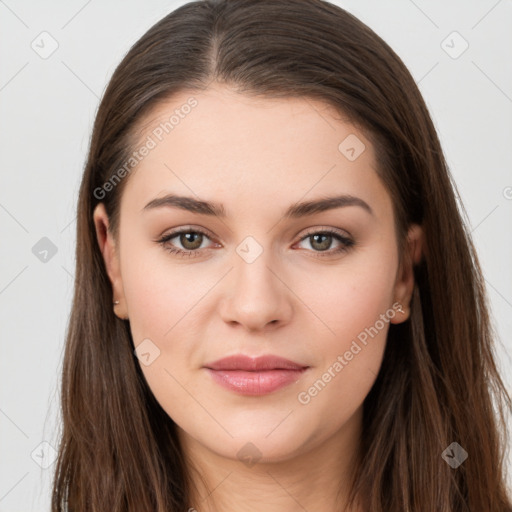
[94,85,423,512]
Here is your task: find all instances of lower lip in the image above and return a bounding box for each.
[205,368,308,396]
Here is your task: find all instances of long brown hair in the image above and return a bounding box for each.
[52,1,512,510]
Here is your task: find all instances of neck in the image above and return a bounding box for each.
[178,405,364,512]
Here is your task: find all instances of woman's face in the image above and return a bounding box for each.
[94,85,419,464]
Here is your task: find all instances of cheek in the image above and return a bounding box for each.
[119,234,205,345]
[295,244,398,352]
[293,245,397,412]
[119,240,215,395]
[120,249,205,424]
[294,299,392,438]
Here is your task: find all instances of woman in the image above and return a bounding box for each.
[52,0,512,510]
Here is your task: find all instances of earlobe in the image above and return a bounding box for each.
[390,223,423,324]
[92,203,128,320]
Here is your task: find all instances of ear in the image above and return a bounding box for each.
[390,223,423,324]
[93,203,128,320]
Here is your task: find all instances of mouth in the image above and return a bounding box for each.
[203,354,310,396]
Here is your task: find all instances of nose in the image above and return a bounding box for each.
[219,250,293,332]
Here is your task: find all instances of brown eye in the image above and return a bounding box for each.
[179,232,204,250]
[309,233,334,251]
[296,228,355,258]
[157,228,215,257]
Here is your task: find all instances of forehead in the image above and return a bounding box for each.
[122,85,391,221]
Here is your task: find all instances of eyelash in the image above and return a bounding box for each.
[156,226,355,259]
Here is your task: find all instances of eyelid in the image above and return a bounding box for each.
[156,224,354,259]
[157,225,352,245]
[297,225,352,239]
[157,225,216,240]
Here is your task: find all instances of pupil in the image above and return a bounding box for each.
[313,234,331,251]
[182,232,202,249]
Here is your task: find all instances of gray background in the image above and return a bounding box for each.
[1,0,511,509]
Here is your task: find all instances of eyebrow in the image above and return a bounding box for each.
[142,193,374,218]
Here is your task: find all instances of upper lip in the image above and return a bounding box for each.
[204,354,308,371]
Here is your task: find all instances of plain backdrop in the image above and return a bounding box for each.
[1,0,511,510]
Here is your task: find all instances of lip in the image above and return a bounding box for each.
[203,355,309,396]
[204,354,306,371]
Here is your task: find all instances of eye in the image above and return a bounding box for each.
[156,226,355,258]
[157,227,217,258]
[294,227,355,257]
